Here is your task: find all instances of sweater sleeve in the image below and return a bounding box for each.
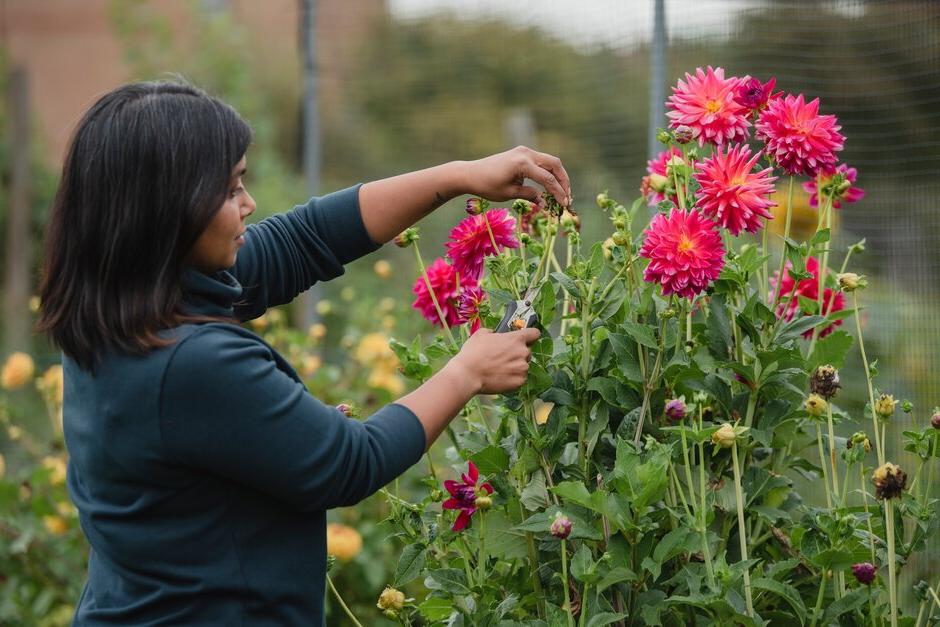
[230,184,380,321]
[158,326,426,511]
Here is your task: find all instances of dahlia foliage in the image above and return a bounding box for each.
[369,68,939,627]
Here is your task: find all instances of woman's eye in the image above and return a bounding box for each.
[229,186,244,198]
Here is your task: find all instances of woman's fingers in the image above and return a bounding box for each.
[521,158,570,208]
[529,150,572,206]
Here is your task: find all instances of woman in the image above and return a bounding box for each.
[36,80,570,625]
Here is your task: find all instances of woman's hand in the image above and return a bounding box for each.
[463,146,572,210]
[447,327,541,395]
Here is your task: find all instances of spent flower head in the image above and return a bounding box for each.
[851,562,877,585]
[874,393,897,419]
[872,462,907,500]
[810,365,841,399]
[377,586,406,612]
[837,272,866,292]
[712,423,737,449]
[805,394,828,418]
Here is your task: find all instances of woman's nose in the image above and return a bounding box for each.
[242,191,257,218]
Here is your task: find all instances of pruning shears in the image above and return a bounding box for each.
[495,285,540,333]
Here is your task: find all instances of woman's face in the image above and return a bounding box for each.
[187,155,256,273]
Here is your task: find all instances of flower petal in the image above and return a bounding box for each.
[452,509,473,532]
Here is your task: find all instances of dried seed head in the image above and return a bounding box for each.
[711,423,737,449]
[874,393,897,419]
[872,462,907,500]
[809,364,841,399]
[377,586,406,611]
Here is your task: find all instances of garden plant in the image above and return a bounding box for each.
[355,67,940,626]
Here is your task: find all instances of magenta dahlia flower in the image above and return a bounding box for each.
[640,208,725,299]
[457,285,486,334]
[695,144,777,236]
[644,147,684,206]
[442,461,493,532]
[802,163,865,209]
[412,257,476,328]
[445,208,519,280]
[666,66,750,146]
[770,256,846,338]
[755,93,845,176]
[734,76,779,115]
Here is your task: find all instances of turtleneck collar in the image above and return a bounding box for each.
[181,267,244,318]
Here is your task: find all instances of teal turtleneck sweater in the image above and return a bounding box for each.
[64,185,427,626]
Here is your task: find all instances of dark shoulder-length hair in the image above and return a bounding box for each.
[36,80,252,371]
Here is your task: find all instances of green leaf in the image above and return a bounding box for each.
[469,445,510,475]
[586,377,623,408]
[752,577,806,624]
[808,330,854,370]
[515,508,603,540]
[595,282,627,321]
[775,315,826,342]
[551,481,594,510]
[418,595,454,622]
[395,543,427,586]
[424,568,470,596]
[810,228,830,246]
[606,333,643,382]
[586,613,629,627]
[620,320,658,349]
[485,511,529,560]
[519,472,549,511]
[595,566,638,593]
[571,544,600,584]
[823,588,869,621]
[706,293,733,360]
[536,280,558,326]
[551,271,580,299]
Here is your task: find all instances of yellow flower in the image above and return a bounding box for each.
[299,355,322,378]
[374,260,393,279]
[37,364,64,407]
[534,401,554,425]
[249,314,269,332]
[768,185,839,242]
[42,456,67,486]
[308,323,327,342]
[376,586,405,611]
[56,500,77,517]
[367,369,405,396]
[1,352,35,390]
[43,515,69,536]
[316,300,333,316]
[326,523,362,561]
[354,333,398,369]
[340,287,356,302]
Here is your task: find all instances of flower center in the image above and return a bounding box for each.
[705,100,722,113]
[457,486,476,504]
[677,234,696,253]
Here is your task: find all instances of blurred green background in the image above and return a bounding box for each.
[1,0,938,623]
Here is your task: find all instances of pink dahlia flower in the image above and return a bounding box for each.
[457,284,486,334]
[412,257,476,328]
[802,163,865,209]
[644,147,684,206]
[666,66,751,146]
[695,144,777,236]
[770,256,845,338]
[734,76,779,115]
[755,93,845,176]
[442,461,493,532]
[640,208,725,299]
[445,208,519,280]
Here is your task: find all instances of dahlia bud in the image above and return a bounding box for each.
[512,199,534,215]
[394,227,419,248]
[612,231,629,246]
[673,125,694,144]
[376,586,406,612]
[686,147,699,161]
[665,155,687,173]
[837,272,866,292]
[612,218,627,231]
[596,192,616,210]
[805,394,828,418]
[475,495,493,510]
[874,393,897,419]
[711,423,737,449]
[520,233,532,246]
[602,237,616,261]
[560,210,581,233]
[872,462,907,500]
[851,562,876,585]
[648,173,669,193]
[465,197,489,215]
[848,431,872,452]
[901,400,913,414]
[336,403,356,418]
[931,409,940,430]
[550,512,572,539]
[656,128,672,145]
[665,398,686,421]
[810,365,841,399]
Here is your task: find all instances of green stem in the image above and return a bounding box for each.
[561,539,576,627]
[483,211,520,299]
[578,584,591,627]
[771,177,796,310]
[809,570,828,627]
[699,437,717,590]
[413,242,458,348]
[854,292,884,466]
[326,574,365,627]
[826,402,841,503]
[860,464,876,562]
[886,499,898,627]
[732,442,754,617]
[478,511,487,588]
[816,424,834,509]
[807,192,835,355]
